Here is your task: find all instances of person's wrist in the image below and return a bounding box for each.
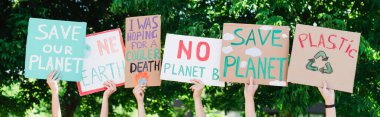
[325,101,334,105]
[137,100,144,105]
[244,94,254,99]
[103,93,110,99]
[51,90,59,95]
[193,94,202,100]
[324,98,334,105]
[136,97,143,103]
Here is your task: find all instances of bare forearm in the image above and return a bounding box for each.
[100,96,109,117]
[325,107,336,117]
[245,97,256,117]
[137,101,146,117]
[51,93,61,117]
[194,97,205,117]
[325,99,336,117]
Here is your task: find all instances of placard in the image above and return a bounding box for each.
[161,34,224,87]
[220,23,290,86]
[287,24,360,93]
[125,15,161,88]
[24,18,86,81]
[77,29,126,96]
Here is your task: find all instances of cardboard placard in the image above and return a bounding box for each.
[77,29,126,96]
[160,34,224,87]
[125,15,161,88]
[220,23,290,86]
[24,18,86,81]
[287,24,360,93]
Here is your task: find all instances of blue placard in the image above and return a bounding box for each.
[24,18,87,81]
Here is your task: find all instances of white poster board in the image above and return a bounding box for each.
[160,34,224,87]
[77,29,126,96]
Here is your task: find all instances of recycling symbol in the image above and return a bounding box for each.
[306,50,333,74]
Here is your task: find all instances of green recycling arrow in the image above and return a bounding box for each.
[306,50,334,74]
[319,62,333,74]
[314,50,329,61]
[306,58,318,71]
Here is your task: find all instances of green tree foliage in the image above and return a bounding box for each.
[0,0,379,116]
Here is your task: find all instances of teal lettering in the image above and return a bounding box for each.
[223,56,236,77]
[199,66,205,78]
[245,29,256,46]
[268,57,276,79]
[171,64,177,75]
[272,30,282,47]
[212,68,219,80]
[235,57,244,78]
[192,66,198,77]
[258,29,271,45]
[246,58,257,79]
[231,28,244,46]
[91,68,99,83]
[163,63,170,73]
[258,57,267,79]
[277,57,287,81]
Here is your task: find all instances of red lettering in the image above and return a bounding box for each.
[196,42,210,61]
[97,39,110,56]
[109,37,119,53]
[349,49,357,58]
[309,33,317,47]
[318,34,326,48]
[298,33,308,48]
[327,34,337,49]
[177,40,192,60]
[339,37,348,50]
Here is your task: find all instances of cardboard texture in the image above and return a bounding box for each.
[161,34,225,87]
[77,29,126,96]
[220,23,290,86]
[24,18,87,81]
[124,15,161,88]
[287,24,360,93]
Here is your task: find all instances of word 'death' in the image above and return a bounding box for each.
[24,18,86,81]
[77,29,126,96]
[287,24,361,93]
[125,15,161,87]
[220,23,290,86]
[161,34,224,87]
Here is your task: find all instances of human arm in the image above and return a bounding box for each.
[318,81,336,117]
[244,77,259,117]
[133,84,146,117]
[190,79,206,117]
[46,70,62,117]
[100,80,117,117]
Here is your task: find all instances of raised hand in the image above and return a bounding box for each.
[100,80,117,117]
[190,79,206,117]
[244,77,259,98]
[133,84,147,117]
[46,70,61,94]
[244,77,259,117]
[103,80,117,98]
[317,81,336,117]
[46,70,62,117]
[317,81,335,105]
[133,84,146,103]
[190,79,205,99]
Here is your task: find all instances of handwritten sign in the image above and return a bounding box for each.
[77,29,126,96]
[220,23,290,86]
[125,15,161,88]
[287,24,360,93]
[160,34,224,87]
[24,18,86,81]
